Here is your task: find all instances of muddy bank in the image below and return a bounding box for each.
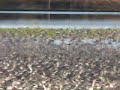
[0,29,120,90]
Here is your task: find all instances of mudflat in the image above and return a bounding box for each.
[0,28,120,90]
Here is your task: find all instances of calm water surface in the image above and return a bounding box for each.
[0,12,120,29]
[1,19,120,29]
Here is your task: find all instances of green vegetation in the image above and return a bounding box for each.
[0,28,65,36]
[0,28,120,40]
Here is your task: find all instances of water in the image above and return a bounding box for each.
[1,11,120,29]
[1,19,120,29]
[50,38,120,49]
[1,11,120,15]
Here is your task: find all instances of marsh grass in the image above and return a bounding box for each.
[0,28,120,40]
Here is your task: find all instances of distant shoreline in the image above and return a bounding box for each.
[1,11,120,15]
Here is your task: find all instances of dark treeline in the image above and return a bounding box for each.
[0,0,120,11]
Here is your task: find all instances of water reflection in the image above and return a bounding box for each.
[1,14,120,20]
[51,38,120,49]
[1,13,120,28]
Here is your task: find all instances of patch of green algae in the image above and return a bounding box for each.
[0,28,120,40]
